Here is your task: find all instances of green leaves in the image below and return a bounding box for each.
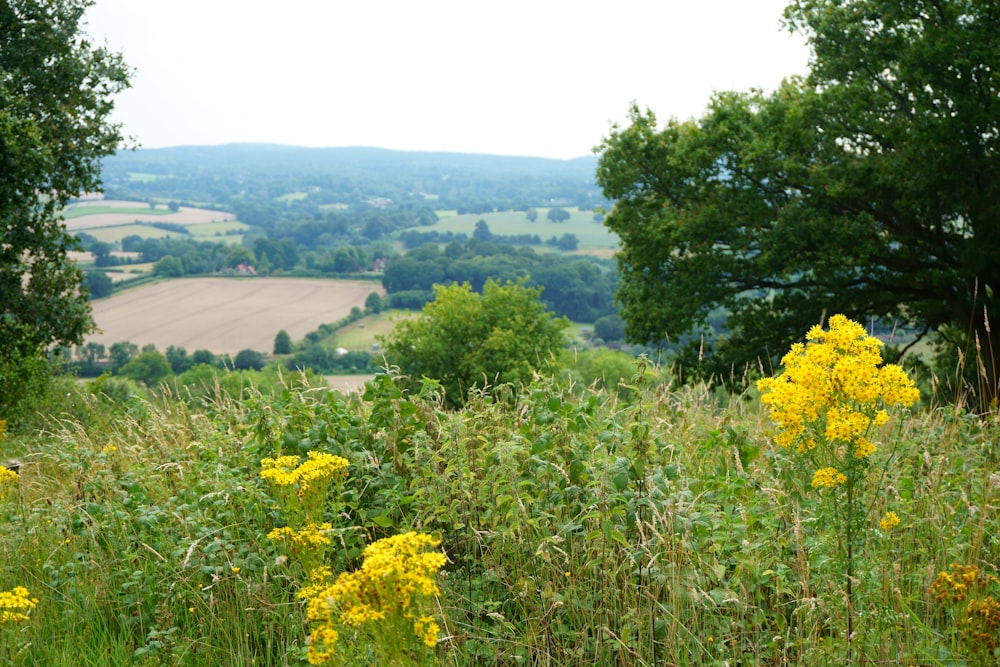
[381,279,569,406]
[2,0,131,418]
[598,0,1000,399]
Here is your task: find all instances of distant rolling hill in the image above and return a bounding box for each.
[100,144,603,210]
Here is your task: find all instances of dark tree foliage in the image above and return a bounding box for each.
[83,271,113,299]
[598,0,1000,405]
[546,207,571,223]
[1,0,130,419]
[273,329,292,355]
[233,349,265,371]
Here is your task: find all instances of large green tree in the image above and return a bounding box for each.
[598,0,1000,405]
[1,0,130,417]
[381,279,569,406]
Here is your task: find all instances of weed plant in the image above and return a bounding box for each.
[0,349,997,664]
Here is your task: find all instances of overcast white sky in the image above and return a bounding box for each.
[83,1,811,160]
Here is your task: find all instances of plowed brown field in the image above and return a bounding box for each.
[87,278,383,354]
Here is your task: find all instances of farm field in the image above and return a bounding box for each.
[413,209,619,251]
[87,277,384,354]
[63,199,235,230]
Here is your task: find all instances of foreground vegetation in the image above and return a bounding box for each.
[1,355,998,665]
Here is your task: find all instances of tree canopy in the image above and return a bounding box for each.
[1,0,130,416]
[597,0,1000,405]
[381,279,569,406]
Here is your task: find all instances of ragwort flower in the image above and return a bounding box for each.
[811,467,847,489]
[0,586,38,623]
[297,531,447,661]
[758,315,919,484]
[878,511,900,531]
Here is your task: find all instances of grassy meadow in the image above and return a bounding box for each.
[62,205,173,219]
[1,358,998,665]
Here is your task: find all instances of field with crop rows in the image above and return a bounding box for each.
[86,278,383,354]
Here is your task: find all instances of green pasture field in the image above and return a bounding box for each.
[79,222,245,245]
[102,263,156,280]
[186,220,249,238]
[330,311,414,351]
[62,204,171,219]
[78,223,186,244]
[417,208,619,250]
[127,172,159,182]
[275,191,308,202]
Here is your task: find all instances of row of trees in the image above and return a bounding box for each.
[381,238,616,322]
[69,340,270,388]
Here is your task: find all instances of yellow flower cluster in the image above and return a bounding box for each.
[758,315,919,454]
[931,564,1000,657]
[260,451,349,496]
[811,467,847,488]
[963,596,1000,652]
[412,614,441,648]
[297,532,447,664]
[0,465,18,500]
[878,511,900,531]
[267,522,333,551]
[0,586,38,624]
[931,564,998,604]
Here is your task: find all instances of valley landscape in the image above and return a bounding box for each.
[5,3,1000,661]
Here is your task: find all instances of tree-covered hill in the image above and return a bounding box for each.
[101,144,604,212]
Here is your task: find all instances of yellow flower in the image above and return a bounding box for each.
[758,315,920,484]
[260,451,350,494]
[0,586,38,623]
[879,511,900,531]
[297,532,447,652]
[101,444,118,455]
[811,467,847,488]
[0,465,18,500]
[413,614,440,647]
[306,625,339,665]
[267,522,332,551]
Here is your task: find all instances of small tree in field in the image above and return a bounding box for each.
[381,279,568,406]
[364,292,383,315]
[273,330,293,355]
[546,208,570,223]
[234,349,265,371]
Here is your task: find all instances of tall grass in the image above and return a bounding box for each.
[1,367,997,665]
